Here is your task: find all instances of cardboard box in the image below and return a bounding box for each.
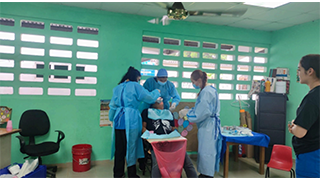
[276,68,290,80]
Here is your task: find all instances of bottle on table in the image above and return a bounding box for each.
[265,80,271,92]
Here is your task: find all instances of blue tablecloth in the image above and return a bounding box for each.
[220,132,270,163]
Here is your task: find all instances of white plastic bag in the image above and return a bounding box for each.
[8,164,20,175]
[0,174,16,178]
[16,158,39,178]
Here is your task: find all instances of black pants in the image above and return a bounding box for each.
[113,129,138,178]
[137,139,152,172]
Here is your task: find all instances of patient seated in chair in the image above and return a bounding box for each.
[140,100,198,178]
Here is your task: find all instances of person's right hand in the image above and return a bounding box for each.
[156,97,163,103]
[288,119,294,134]
[179,109,189,118]
[169,103,177,111]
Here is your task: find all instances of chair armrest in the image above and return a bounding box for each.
[16,136,26,153]
[55,130,65,144]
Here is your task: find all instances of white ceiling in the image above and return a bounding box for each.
[54,2,320,31]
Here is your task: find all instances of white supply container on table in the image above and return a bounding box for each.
[275,81,286,94]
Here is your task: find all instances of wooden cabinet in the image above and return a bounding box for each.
[0,128,21,168]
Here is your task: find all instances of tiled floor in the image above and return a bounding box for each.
[55,153,295,178]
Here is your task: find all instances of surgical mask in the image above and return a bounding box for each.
[193,84,200,89]
[158,81,167,86]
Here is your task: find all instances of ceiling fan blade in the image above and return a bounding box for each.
[189,11,218,16]
[147,18,159,24]
[189,8,248,17]
[154,2,170,9]
[160,15,171,26]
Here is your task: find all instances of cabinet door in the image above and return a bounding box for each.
[258,96,286,113]
[259,113,286,130]
[259,129,285,145]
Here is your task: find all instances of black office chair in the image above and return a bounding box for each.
[16,109,65,178]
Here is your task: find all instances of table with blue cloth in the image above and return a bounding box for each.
[221,131,270,178]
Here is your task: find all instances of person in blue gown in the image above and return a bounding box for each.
[140,68,180,111]
[179,69,222,178]
[109,66,161,178]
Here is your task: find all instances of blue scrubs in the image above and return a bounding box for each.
[296,149,320,178]
[109,81,160,167]
[141,77,180,111]
[186,85,222,177]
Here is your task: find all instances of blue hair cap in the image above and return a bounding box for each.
[157,68,168,77]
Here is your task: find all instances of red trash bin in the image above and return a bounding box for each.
[72,144,92,172]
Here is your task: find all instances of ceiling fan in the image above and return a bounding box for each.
[148,2,248,25]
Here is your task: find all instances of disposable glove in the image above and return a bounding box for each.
[156,97,163,103]
[179,109,189,118]
[169,102,177,111]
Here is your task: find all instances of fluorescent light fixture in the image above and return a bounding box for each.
[244,2,289,8]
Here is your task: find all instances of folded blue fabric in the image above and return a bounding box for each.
[141,130,181,139]
[141,130,151,139]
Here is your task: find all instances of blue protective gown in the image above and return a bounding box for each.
[141,77,181,110]
[186,85,222,177]
[109,81,160,167]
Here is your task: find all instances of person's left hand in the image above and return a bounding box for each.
[169,103,177,111]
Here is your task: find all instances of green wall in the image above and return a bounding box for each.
[0,2,317,165]
[270,19,320,152]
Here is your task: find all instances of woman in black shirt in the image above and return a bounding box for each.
[288,54,320,178]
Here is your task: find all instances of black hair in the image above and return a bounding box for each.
[118,66,141,84]
[300,54,320,79]
[151,102,158,108]
[191,69,208,96]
